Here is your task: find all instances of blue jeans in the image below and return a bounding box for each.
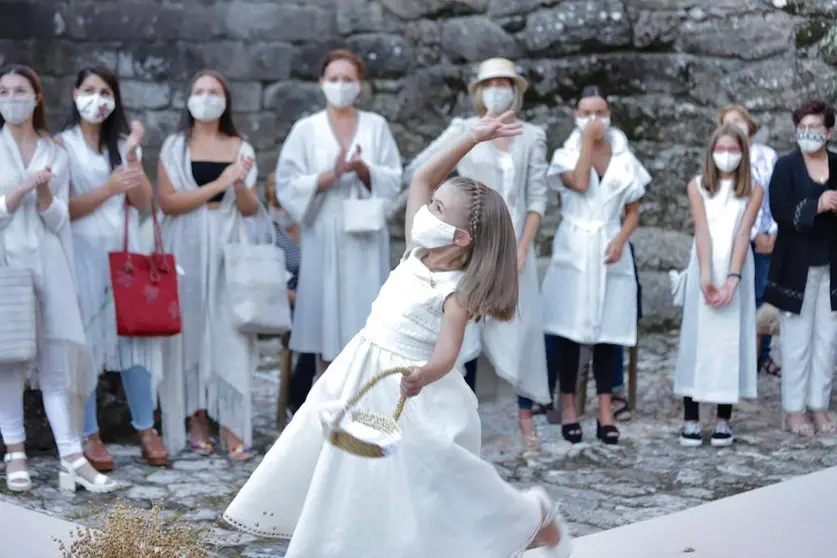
[83,365,156,437]
[752,246,773,365]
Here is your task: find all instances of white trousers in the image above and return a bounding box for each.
[779,266,837,412]
[0,344,82,457]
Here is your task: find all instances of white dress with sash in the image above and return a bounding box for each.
[157,133,259,454]
[276,110,402,361]
[59,126,162,398]
[405,117,551,403]
[0,126,93,428]
[542,128,650,346]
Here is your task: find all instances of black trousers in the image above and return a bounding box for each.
[683,397,733,421]
[464,359,478,392]
[554,336,618,396]
[289,353,318,410]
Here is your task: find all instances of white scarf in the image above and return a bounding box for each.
[158,133,257,452]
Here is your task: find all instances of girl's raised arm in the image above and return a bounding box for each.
[404,110,522,242]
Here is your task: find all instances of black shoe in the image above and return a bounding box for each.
[561,422,583,444]
[596,421,620,445]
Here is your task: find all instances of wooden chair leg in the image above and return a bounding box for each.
[628,345,638,409]
[276,333,292,431]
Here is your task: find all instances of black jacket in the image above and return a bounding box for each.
[763,149,837,314]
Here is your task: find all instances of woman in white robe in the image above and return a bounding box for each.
[157,70,261,460]
[58,65,167,472]
[404,58,550,455]
[0,64,118,493]
[542,86,650,445]
[276,49,402,383]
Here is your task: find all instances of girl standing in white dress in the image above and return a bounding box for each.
[541,87,650,445]
[157,70,261,460]
[58,65,168,471]
[276,49,402,376]
[0,64,118,493]
[404,58,551,455]
[674,124,762,447]
[222,112,571,558]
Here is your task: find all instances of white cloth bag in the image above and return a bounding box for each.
[0,236,37,363]
[343,183,386,234]
[224,205,292,335]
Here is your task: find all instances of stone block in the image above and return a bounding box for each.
[488,0,561,18]
[236,112,290,151]
[608,94,718,145]
[633,142,702,232]
[337,0,403,34]
[675,11,799,60]
[627,8,681,49]
[61,2,222,42]
[379,0,488,21]
[141,109,183,148]
[120,80,171,110]
[522,1,633,56]
[291,40,346,80]
[638,270,683,329]
[347,33,415,78]
[0,1,58,40]
[228,81,264,113]
[441,16,521,63]
[263,80,325,114]
[223,2,337,42]
[631,227,692,272]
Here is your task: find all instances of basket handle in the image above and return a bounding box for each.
[332,366,411,429]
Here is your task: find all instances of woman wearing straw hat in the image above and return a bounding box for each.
[404,58,551,455]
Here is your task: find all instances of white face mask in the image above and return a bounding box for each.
[575,115,611,132]
[481,86,515,114]
[411,205,457,249]
[75,93,116,124]
[322,81,360,109]
[712,152,742,173]
[0,97,37,125]
[795,131,827,153]
[187,93,227,122]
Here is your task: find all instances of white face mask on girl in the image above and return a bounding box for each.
[411,205,458,249]
[481,86,515,113]
[75,93,116,124]
[187,94,226,122]
[712,152,742,173]
[322,81,360,109]
[795,131,827,153]
[0,97,37,125]
[575,115,611,133]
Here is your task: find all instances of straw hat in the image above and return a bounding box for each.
[469,58,528,94]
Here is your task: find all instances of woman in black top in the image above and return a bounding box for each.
[764,100,837,437]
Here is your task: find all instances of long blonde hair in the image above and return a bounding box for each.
[701,124,753,198]
[447,177,519,321]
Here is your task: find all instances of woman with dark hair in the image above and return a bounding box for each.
[541,86,650,445]
[404,58,551,455]
[57,65,167,471]
[276,49,402,384]
[764,100,837,437]
[0,64,118,492]
[156,69,261,460]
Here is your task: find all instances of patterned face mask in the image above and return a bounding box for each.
[795,130,827,153]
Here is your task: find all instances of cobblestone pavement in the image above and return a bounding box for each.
[2,332,836,557]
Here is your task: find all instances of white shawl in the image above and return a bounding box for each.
[0,125,93,429]
[157,132,258,453]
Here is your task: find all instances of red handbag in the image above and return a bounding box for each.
[108,202,182,337]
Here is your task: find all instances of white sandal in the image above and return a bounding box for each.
[4,452,32,492]
[526,486,573,558]
[58,456,122,494]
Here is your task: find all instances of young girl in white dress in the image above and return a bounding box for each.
[674,124,762,447]
[222,111,571,558]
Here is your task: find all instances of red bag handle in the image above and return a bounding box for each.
[121,197,168,282]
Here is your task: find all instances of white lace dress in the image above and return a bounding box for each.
[222,249,547,558]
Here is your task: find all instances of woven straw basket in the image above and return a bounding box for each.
[320,367,409,459]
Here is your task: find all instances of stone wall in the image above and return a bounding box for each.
[3,0,837,327]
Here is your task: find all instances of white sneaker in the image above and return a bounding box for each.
[680,422,703,447]
[711,422,734,447]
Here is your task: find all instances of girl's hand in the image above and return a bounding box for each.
[714,277,739,308]
[471,110,523,143]
[400,367,426,398]
[124,120,145,162]
[219,157,253,188]
[604,239,623,264]
[23,168,52,193]
[700,274,720,306]
[516,245,527,274]
[106,166,143,195]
